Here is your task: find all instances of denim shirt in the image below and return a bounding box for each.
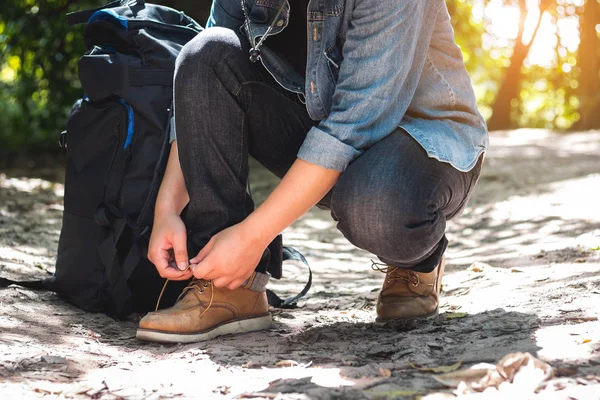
[205,0,488,172]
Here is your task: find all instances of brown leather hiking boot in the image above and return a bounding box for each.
[375,257,445,322]
[136,273,271,343]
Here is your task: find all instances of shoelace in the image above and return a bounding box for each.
[154,270,215,318]
[370,260,432,288]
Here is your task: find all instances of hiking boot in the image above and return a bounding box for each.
[375,257,445,322]
[136,272,272,343]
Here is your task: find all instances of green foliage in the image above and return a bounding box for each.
[0,0,105,151]
[0,0,212,152]
[0,0,598,152]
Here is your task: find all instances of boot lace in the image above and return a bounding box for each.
[371,260,432,288]
[155,276,215,317]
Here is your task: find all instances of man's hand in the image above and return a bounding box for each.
[147,142,191,280]
[189,223,265,290]
[148,213,194,281]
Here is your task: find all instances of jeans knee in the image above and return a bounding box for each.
[333,189,445,264]
[174,27,241,83]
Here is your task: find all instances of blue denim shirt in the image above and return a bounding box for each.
[205,0,488,172]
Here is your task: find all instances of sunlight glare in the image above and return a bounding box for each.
[478,0,581,67]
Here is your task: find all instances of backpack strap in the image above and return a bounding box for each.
[93,117,138,317]
[95,209,138,318]
[266,247,312,309]
[0,277,55,291]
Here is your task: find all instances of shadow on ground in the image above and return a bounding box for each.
[1,130,599,398]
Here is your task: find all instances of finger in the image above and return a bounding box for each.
[191,262,214,280]
[160,268,194,281]
[213,276,232,289]
[148,248,169,271]
[172,232,189,271]
[226,279,245,290]
[189,239,215,264]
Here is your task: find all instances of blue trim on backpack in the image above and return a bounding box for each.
[88,9,129,29]
[118,99,135,149]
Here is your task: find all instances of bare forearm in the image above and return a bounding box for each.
[242,158,341,246]
[155,142,189,217]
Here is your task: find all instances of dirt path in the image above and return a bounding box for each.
[1,129,599,399]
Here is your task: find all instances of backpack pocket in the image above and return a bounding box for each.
[54,211,110,312]
[63,99,129,218]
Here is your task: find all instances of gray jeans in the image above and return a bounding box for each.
[173,28,482,274]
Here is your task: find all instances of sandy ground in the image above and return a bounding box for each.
[0,129,599,399]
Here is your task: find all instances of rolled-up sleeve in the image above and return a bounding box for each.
[297,0,440,171]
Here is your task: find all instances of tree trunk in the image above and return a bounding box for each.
[487,0,550,131]
[575,0,600,130]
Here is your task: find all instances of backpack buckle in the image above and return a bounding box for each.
[58,130,67,148]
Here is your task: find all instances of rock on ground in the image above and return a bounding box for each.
[1,129,599,399]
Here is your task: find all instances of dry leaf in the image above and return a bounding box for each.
[379,367,392,377]
[579,338,591,344]
[468,262,490,272]
[445,312,468,320]
[471,352,553,393]
[433,364,495,387]
[275,360,299,367]
[409,361,463,373]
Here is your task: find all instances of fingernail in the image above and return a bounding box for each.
[177,262,188,271]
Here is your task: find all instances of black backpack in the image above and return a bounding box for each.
[1,0,311,319]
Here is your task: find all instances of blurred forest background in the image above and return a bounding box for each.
[0,0,599,153]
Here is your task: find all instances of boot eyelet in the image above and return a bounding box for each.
[203,283,210,288]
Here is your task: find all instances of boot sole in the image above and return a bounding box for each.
[136,314,272,343]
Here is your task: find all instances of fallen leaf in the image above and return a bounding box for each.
[510,268,524,273]
[579,338,591,344]
[410,361,463,373]
[275,360,299,367]
[433,364,495,387]
[472,352,553,393]
[379,367,392,377]
[446,312,468,320]
[468,262,490,272]
[574,258,586,263]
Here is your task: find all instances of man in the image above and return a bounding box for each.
[136,0,487,343]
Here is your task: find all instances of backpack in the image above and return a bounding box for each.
[58,0,202,318]
[0,0,311,319]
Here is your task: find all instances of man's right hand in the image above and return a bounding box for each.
[147,213,194,280]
